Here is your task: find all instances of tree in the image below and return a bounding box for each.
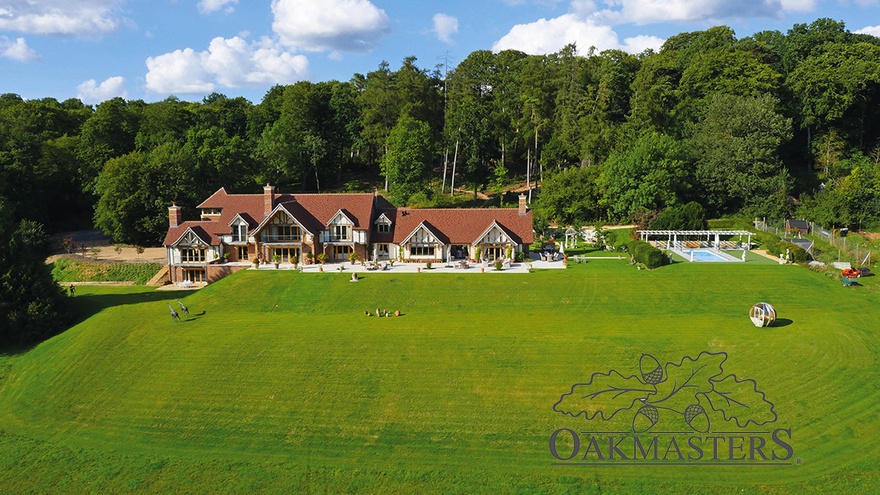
[599,133,690,221]
[0,198,70,346]
[382,117,432,204]
[651,202,708,230]
[789,41,880,153]
[532,166,603,227]
[690,93,792,217]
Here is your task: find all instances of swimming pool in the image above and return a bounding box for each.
[681,249,735,262]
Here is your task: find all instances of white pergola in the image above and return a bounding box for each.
[637,230,753,250]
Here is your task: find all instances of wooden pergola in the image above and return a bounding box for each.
[637,230,754,250]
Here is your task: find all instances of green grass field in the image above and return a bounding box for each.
[1,258,879,494]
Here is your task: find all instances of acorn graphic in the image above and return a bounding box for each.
[684,404,710,433]
[639,354,663,384]
[632,404,659,433]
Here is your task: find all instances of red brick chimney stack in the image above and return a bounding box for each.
[264,183,276,216]
[169,203,182,228]
[518,193,528,216]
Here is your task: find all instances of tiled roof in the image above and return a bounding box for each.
[166,188,378,246]
[165,187,533,247]
[162,222,223,246]
[373,207,534,246]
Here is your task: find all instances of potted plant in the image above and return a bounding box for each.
[425,261,432,270]
[505,245,513,260]
[349,251,358,265]
[223,252,230,262]
[305,252,313,264]
[292,254,299,268]
[272,254,280,269]
[317,252,326,265]
[474,246,482,262]
[252,257,260,269]
[494,260,503,271]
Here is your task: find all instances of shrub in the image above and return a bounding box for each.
[51,258,162,285]
[515,251,525,262]
[494,260,503,271]
[425,261,432,269]
[627,240,665,269]
[651,202,708,230]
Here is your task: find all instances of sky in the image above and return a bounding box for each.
[1,0,879,105]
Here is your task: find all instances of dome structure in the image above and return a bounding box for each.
[749,302,777,327]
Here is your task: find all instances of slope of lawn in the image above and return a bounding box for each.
[0,258,879,494]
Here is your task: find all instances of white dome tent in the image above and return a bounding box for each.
[749,302,777,327]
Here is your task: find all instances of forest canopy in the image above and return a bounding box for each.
[2,18,880,244]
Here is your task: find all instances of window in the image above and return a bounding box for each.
[184,268,206,282]
[232,223,247,242]
[377,223,390,233]
[332,225,351,241]
[264,225,301,242]
[483,246,503,261]
[271,247,300,263]
[410,246,435,257]
[180,248,205,263]
[237,246,249,261]
[333,245,352,260]
[376,244,389,259]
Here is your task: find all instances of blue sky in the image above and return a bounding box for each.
[1,0,878,104]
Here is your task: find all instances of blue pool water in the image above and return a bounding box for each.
[681,249,730,262]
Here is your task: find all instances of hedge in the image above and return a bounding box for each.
[754,231,808,263]
[627,240,665,269]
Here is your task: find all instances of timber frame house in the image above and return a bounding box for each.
[164,184,534,283]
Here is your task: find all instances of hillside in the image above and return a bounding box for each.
[0,261,878,493]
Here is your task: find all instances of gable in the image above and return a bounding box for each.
[400,222,446,246]
[328,209,355,226]
[171,228,210,247]
[475,221,517,245]
[253,204,314,236]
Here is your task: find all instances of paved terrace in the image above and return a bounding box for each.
[252,254,569,275]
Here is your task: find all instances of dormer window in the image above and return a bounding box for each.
[201,208,222,220]
[232,223,247,242]
[374,214,392,234]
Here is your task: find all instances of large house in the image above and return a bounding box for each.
[163,184,534,284]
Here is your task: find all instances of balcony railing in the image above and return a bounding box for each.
[262,234,303,243]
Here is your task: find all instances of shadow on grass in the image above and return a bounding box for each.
[70,289,191,325]
[183,311,207,323]
[772,318,793,327]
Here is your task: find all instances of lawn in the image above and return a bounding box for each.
[0,259,878,494]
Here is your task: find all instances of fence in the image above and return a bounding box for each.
[754,219,874,266]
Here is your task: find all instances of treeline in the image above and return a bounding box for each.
[2,19,880,247]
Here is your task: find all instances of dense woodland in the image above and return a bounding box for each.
[2,19,880,343]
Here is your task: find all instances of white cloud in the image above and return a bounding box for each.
[621,34,664,53]
[271,0,390,52]
[77,76,128,103]
[493,14,661,55]
[570,0,597,16]
[0,37,38,61]
[779,0,817,12]
[433,13,459,44]
[145,36,309,95]
[856,25,880,37]
[198,0,239,14]
[595,0,803,25]
[0,0,122,36]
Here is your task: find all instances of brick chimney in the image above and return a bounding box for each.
[264,183,276,216]
[169,203,182,228]
[518,193,528,216]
